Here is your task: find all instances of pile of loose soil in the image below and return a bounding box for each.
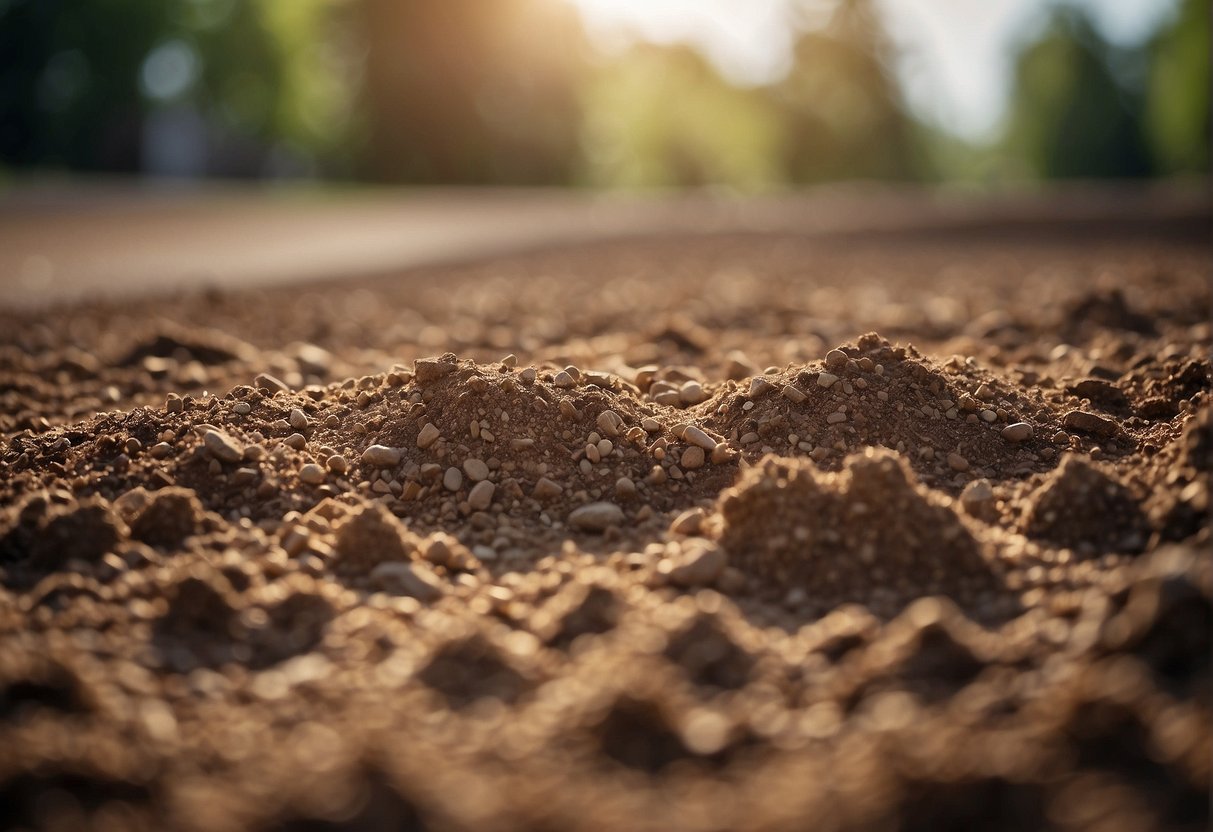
[0,202,1209,831]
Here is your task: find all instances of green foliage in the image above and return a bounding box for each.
[0,0,1204,185]
[0,0,353,175]
[1145,0,1210,174]
[578,45,785,190]
[1003,6,1152,180]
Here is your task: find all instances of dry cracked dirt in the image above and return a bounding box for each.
[0,200,1210,831]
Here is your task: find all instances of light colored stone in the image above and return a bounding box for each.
[203,429,243,463]
[680,381,708,405]
[416,422,441,449]
[615,477,637,500]
[668,541,727,587]
[443,467,463,492]
[254,373,290,395]
[749,376,773,397]
[596,409,623,437]
[553,370,576,388]
[980,409,998,423]
[1001,422,1034,442]
[568,501,624,532]
[683,426,717,452]
[533,477,563,500]
[289,408,309,431]
[468,480,495,511]
[782,384,806,403]
[299,463,325,484]
[463,458,490,481]
[670,508,705,536]
[826,412,847,424]
[960,479,995,509]
[370,560,444,602]
[824,349,847,369]
[361,445,401,468]
[681,445,705,469]
[326,454,349,474]
[947,452,970,472]
[817,372,839,389]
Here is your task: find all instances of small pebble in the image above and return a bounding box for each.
[326,454,349,474]
[947,452,970,472]
[203,429,244,464]
[568,502,624,532]
[298,463,325,484]
[683,426,717,452]
[533,477,563,500]
[361,445,401,467]
[443,467,463,492]
[463,458,490,481]
[417,423,441,449]
[681,446,705,469]
[1001,422,1034,442]
[596,410,623,437]
[254,373,290,395]
[824,349,847,369]
[782,384,806,403]
[817,372,839,389]
[749,377,773,396]
[668,541,727,587]
[289,408,308,431]
[1063,409,1118,436]
[467,480,495,511]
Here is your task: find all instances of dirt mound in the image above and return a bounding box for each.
[702,333,1062,489]
[1020,454,1150,555]
[714,448,1010,619]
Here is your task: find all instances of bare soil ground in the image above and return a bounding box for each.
[0,191,1210,831]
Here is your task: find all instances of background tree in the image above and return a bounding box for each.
[1003,5,1152,179]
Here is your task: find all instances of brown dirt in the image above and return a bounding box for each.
[0,200,1210,831]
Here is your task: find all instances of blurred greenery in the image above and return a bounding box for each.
[0,0,1206,187]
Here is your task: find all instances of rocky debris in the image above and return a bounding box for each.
[1021,455,1149,555]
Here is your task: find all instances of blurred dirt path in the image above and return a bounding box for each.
[0,181,1206,309]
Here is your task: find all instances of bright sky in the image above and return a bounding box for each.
[564,0,1181,140]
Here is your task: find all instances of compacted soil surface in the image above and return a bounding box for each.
[0,192,1209,831]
